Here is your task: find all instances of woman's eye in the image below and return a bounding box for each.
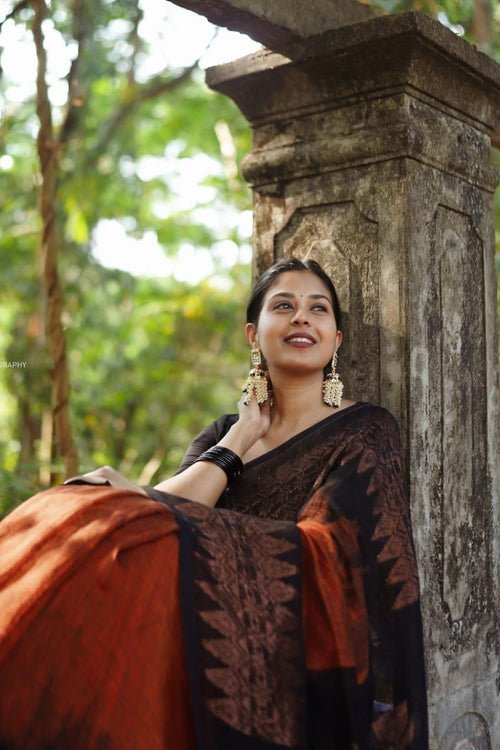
[312,305,327,312]
[274,301,293,310]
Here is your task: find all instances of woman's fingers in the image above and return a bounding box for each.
[64,466,117,487]
[64,474,110,486]
[63,474,111,485]
[236,389,271,441]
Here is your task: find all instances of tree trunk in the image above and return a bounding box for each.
[32,0,79,479]
[471,0,493,49]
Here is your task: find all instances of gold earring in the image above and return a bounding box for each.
[323,351,343,408]
[242,348,268,405]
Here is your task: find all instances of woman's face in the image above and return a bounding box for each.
[246,270,342,377]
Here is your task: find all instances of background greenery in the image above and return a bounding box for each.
[1,0,499,514]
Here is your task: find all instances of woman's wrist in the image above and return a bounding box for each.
[193,446,243,484]
[219,422,257,458]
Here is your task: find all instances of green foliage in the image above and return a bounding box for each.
[63,250,250,483]
[0,0,253,505]
[0,469,40,519]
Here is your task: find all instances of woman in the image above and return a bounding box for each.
[0,258,428,749]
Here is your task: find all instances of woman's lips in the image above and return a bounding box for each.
[284,334,316,347]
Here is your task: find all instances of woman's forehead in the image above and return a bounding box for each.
[265,270,332,300]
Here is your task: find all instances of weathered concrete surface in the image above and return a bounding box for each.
[206,10,500,748]
[169,0,376,48]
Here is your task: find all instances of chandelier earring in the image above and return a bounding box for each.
[322,351,344,408]
[242,348,268,405]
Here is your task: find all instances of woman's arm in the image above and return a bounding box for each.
[154,393,270,507]
[65,392,270,508]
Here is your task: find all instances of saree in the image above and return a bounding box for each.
[0,402,428,749]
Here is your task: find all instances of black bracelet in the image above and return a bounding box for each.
[194,445,243,484]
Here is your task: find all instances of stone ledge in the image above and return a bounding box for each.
[239,92,498,190]
[206,10,500,142]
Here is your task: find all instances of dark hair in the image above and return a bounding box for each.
[246,257,342,328]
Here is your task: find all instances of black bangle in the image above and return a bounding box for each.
[194,445,243,484]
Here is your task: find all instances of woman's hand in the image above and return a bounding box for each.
[64,466,147,495]
[153,390,272,508]
[237,390,271,443]
[217,389,272,460]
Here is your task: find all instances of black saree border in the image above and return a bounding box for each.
[142,488,307,750]
[142,487,208,749]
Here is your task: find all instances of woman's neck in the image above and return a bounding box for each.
[240,374,355,463]
[268,375,329,428]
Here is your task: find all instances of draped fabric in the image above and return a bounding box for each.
[0,402,428,749]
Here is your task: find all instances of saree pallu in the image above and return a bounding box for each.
[0,405,428,749]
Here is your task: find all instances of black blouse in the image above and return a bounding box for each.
[177,402,376,521]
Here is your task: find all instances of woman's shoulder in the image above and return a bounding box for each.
[189,413,238,440]
[322,402,404,470]
[341,401,401,434]
[176,414,239,474]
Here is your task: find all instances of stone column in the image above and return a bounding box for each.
[206,10,500,748]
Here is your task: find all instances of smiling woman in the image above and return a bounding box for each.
[247,271,343,383]
[0,257,428,749]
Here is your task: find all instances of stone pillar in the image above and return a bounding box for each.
[206,10,500,748]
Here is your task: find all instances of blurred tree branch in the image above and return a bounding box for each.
[32,0,79,479]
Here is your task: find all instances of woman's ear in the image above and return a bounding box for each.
[245,323,258,349]
[335,330,343,350]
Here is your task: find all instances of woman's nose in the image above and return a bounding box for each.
[291,308,310,325]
